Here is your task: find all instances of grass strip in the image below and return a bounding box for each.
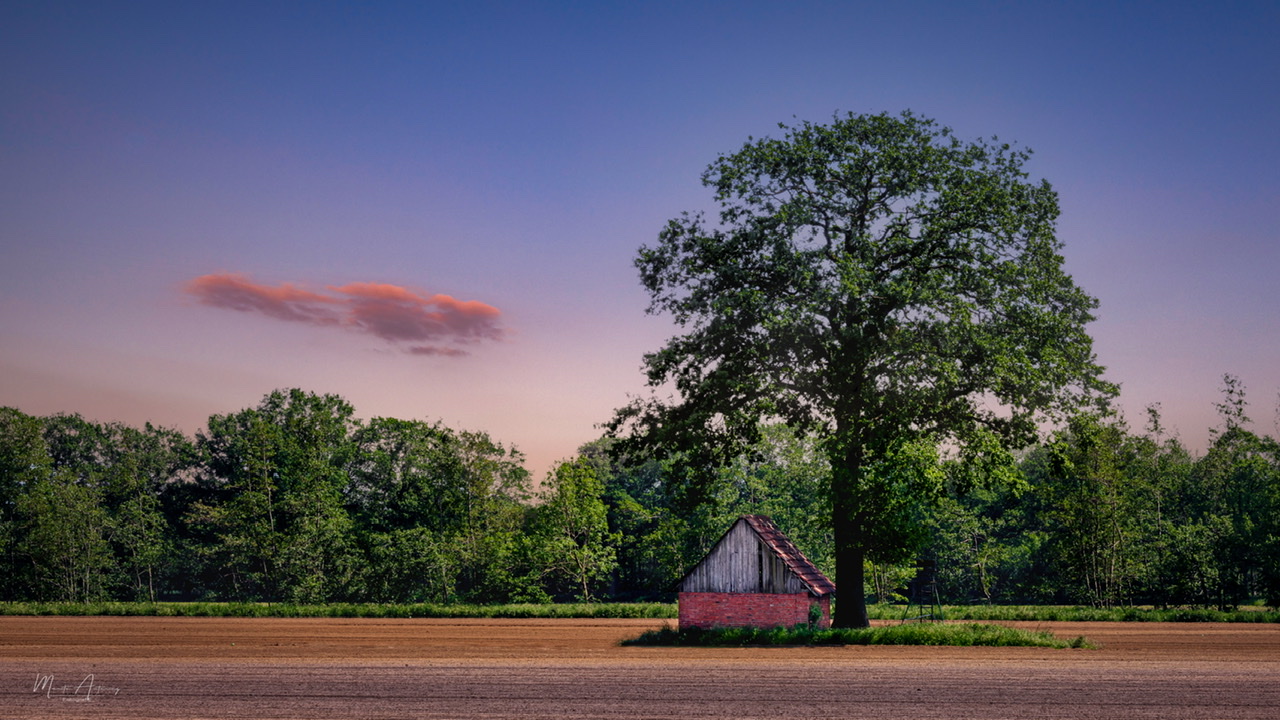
[2,601,1273,623]
[0,601,677,619]
[865,603,1280,623]
[622,622,1092,649]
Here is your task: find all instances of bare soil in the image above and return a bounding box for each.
[2,616,1277,719]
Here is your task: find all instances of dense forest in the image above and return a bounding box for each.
[2,379,1277,609]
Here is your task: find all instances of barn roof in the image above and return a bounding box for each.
[678,515,836,596]
[740,515,837,596]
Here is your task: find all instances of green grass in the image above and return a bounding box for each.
[4,601,1274,623]
[622,622,1092,649]
[865,603,1280,623]
[0,601,677,619]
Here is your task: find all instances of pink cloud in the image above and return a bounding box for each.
[332,282,504,344]
[184,273,505,356]
[407,345,471,358]
[185,273,342,325]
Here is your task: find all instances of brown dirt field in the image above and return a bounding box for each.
[2,617,1277,719]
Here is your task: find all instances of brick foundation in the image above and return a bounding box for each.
[678,592,831,630]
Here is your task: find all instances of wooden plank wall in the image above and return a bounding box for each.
[679,520,808,594]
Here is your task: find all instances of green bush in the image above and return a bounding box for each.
[622,622,1090,648]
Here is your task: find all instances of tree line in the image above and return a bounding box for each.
[597,375,1280,611]
[0,389,615,604]
[2,379,1277,609]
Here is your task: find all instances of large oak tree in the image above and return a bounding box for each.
[611,111,1114,627]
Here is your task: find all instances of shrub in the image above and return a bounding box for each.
[622,622,1090,648]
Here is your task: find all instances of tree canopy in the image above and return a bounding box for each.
[611,110,1116,626]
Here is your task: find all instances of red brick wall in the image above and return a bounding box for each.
[679,592,831,630]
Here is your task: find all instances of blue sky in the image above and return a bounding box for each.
[2,1,1277,478]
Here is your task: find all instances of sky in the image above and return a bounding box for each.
[2,1,1278,480]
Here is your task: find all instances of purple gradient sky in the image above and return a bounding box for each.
[3,1,1278,479]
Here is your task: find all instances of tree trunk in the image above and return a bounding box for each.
[834,530,869,628]
[831,451,870,628]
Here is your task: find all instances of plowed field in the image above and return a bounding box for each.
[3,616,1277,719]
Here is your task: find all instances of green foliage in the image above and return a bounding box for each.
[913,383,1280,612]
[717,425,835,575]
[0,407,53,599]
[1032,414,1146,607]
[2,372,1277,611]
[927,494,1015,603]
[347,417,462,534]
[101,422,193,601]
[190,390,359,602]
[621,622,1088,648]
[1187,391,1280,609]
[865,603,1280,623]
[8,601,1276,623]
[360,528,460,603]
[586,440,670,600]
[527,457,619,601]
[17,474,113,601]
[445,430,534,603]
[14,413,189,602]
[346,417,534,603]
[611,110,1114,627]
[0,601,677,619]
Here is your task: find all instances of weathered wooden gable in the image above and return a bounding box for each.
[678,516,825,595]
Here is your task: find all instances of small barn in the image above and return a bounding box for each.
[677,515,836,630]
